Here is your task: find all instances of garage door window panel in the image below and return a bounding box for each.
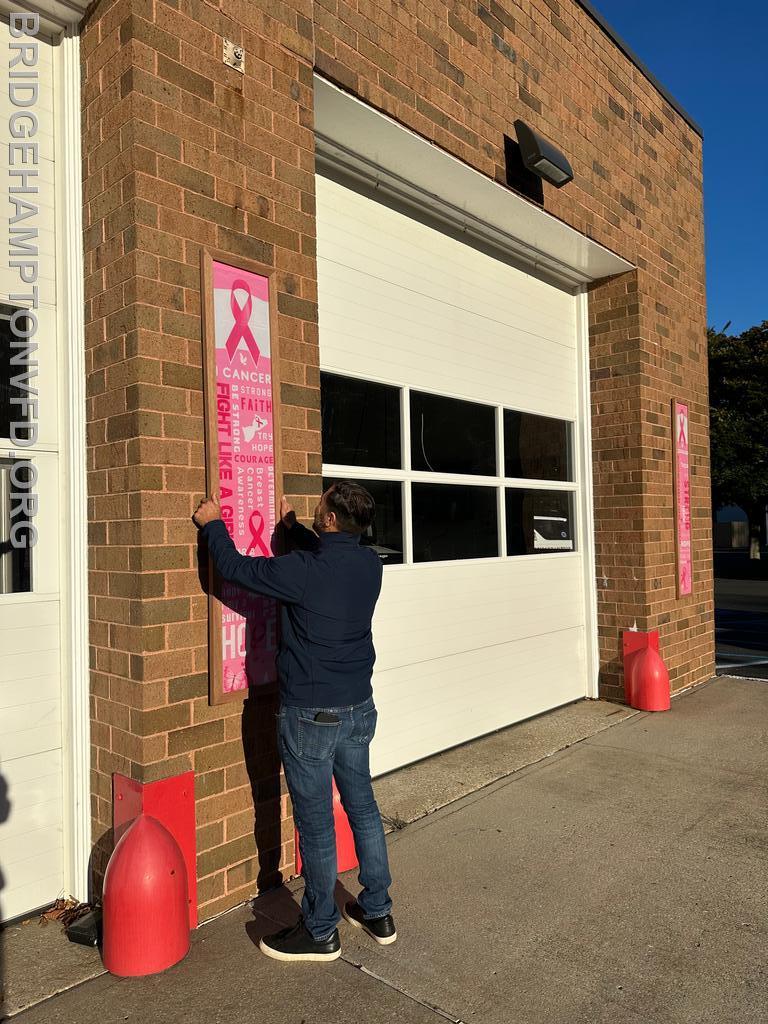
[323,476,404,565]
[321,372,401,470]
[321,372,578,566]
[504,409,572,481]
[506,489,575,556]
[410,391,496,476]
[412,483,498,563]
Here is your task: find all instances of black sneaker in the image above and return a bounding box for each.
[342,901,397,945]
[259,920,341,962]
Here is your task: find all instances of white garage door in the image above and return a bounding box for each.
[317,172,594,777]
[0,18,65,921]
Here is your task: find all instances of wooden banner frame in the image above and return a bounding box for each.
[672,398,692,598]
[200,249,284,705]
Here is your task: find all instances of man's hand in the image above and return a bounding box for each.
[280,495,297,529]
[193,493,222,528]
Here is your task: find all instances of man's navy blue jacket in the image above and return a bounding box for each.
[201,518,383,708]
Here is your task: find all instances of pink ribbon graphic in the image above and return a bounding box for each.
[246,510,271,556]
[678,415,687,448]
[225,280,261,364]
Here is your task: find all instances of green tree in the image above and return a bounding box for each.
[708,322,768,558]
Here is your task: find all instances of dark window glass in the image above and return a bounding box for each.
[0,458,32,593]
[411,392,496,476]
[1,309,31,440]
[412,484,498,562]
[504,410,572,481]
[321,373,401,469]
[323,477,403,564]
[506,489,575,556]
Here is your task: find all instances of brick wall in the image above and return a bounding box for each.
[81,0,321,916]
[80,0,712,919]
[307,0,712,694]
[588,270,713,696]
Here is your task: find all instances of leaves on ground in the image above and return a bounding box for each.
[38,897,94,930]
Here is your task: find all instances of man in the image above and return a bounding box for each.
[193,481,395,963]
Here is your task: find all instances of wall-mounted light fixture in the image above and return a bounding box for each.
[513,120,573,188]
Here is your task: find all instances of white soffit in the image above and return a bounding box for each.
[1,0,87,35]
[314,76,633,289]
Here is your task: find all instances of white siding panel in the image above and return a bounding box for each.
[1,725,62,764]
[0,700,62,761]
[0,599,59,629]
[370,627,586,776]
[1,873,65,922]
[1,846,64,889]
[0,647,60,685]
[0,22,57,310]
[0,673,60,709]
[317,172,588,774]
[0,797,62,850]
[0,20,64,922]
[0,854,64,920]
[319,181,576,339]
[1,748,62,786]
[0,818,63,862]
[0,623,59,656]
[1,753,61,820]
[373,556,586,672]
[317,175,578,419]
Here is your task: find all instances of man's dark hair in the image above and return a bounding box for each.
[326,481,376,535]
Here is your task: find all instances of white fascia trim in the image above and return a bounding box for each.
[56,26,90,903]
[575,288,600,698]
[0,0,88,34]
[314,76,633,291]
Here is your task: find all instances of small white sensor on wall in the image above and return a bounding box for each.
[223,39,245,74]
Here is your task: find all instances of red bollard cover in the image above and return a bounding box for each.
[102,814,191,977]
[629,645,671,712]
[295,779,357,876]
[622,630,671,712]
[113,771,197,928]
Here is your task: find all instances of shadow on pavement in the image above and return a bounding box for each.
[244,878,358,947]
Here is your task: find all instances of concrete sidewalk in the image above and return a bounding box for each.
[12,676,768,1023]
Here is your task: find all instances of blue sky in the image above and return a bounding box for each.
[592,1,768,334]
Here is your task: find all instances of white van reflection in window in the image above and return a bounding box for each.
[533,512,574,552]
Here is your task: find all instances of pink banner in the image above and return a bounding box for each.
[212,260,277,693]
[674,400,692,597]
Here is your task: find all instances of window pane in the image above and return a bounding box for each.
[1,308,31,441]
[321,373,401,469]
[506,489,575,556]
[0,458,32,593]
[504,410,572,481]
[412,484,498,562]
[323,477,403,564]
[411,392,496,476]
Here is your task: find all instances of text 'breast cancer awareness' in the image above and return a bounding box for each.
[226,280,261,364]
[247,510,271,556]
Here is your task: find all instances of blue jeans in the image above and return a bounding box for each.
[277,697,393,941]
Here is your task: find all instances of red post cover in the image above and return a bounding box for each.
[622,630,670,712]
[103,815,190,977]
[113,771,197,928]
